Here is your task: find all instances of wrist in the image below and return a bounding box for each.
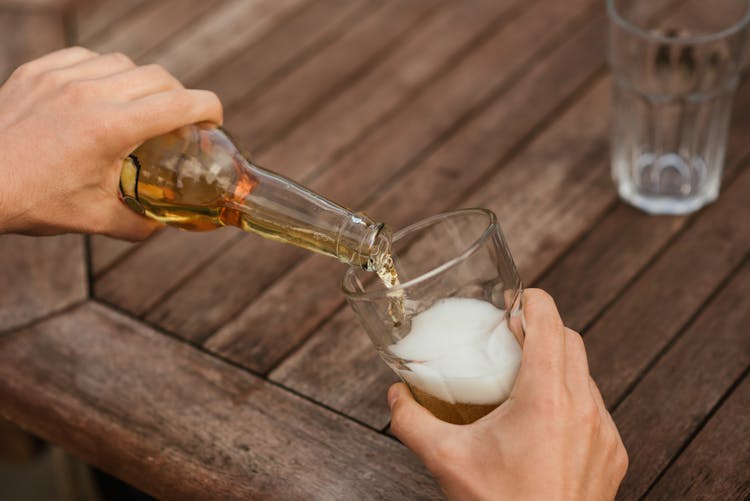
[0,133,31,234]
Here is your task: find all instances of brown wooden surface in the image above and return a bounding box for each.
[1,1,748,499]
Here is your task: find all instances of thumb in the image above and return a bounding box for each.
[388,383,450,458]
[105,204,164,241]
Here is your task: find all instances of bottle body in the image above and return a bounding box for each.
[120,124,390,270]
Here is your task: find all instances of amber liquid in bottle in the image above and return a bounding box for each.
[120,124,393,270]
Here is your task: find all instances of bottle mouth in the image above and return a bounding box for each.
[362,222,392,272]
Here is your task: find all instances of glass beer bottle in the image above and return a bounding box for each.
[119,124,391,272]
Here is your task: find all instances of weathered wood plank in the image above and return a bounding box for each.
[75,0,149,45]
[94,227,242,316]
[84,0,222,61]
[191,0,369,106]
[149,0,598,345]
[144,0,311,83]
[89,235,137,277]
[585,165,750,410]
[0,302,441,500]
[0,8,65,79]
[0,418,43,463]
[206,6,608,375]
[223,0,443,150]
[269,78,614,427]
[0,235,87,332]
[612,258,750,500]
[537,76,750,332]
[256,0,518,177]
[0,0,69,9]
[645,374,750,501]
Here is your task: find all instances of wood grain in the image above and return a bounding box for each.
[0,418,44,463]
[89,235,137,277]
[0,8,65,79]
[645,373,750,501]
[223,0,442,150]
[95,227,242,316]
[0,302,441,500]
[84,0,222,60]
[145,0,311,84]
[75,0,149,45]
[586,165,750,409]
[150,0,598,348]
[257,0,519,184]
[191,0,368,105]
[0,235,87,332]
[206,8,609,376]
[612,258,750,500]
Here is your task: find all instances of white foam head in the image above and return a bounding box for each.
[389,297,522,405]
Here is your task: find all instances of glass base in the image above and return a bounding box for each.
[617,183,718,215]
[612,151,721,215]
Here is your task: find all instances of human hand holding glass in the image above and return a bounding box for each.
[388,289,629,501]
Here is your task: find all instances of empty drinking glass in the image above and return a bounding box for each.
[607,0,750,214]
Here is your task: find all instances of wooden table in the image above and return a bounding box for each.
[1,0,748,499]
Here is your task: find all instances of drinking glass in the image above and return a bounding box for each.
[342,209,524,425]
[607,0,750,214]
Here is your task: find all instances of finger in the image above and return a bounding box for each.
[92,64,184,102]
[516,289,566,388]
[14,46,98,77]
[564,327,591,396]
[121,89,223,143]
[103,205,164,241]
[50,52,136,82]
[388,383,452,461]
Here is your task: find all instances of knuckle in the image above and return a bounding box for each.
[615,444,629,476]
[106,51,134,67]
[566,328,587,355]
[579,400,600,426]
[11,62,35,80]
[63,79,90,99]
[39,69,66,88]
[534,392,570,414]
[566,328,584,347]
[68,46,97,58]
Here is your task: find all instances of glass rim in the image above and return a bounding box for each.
[607,0,750,45]
[341,208,498,300]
